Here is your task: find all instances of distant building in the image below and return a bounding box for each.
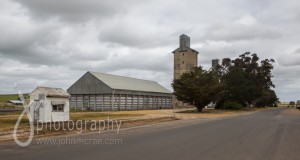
[7,100,23,105]
[172,34,199,79]
[172,34,198,107]
[212,59,219,69]
[30,87,70,122]
[67,71,172,111]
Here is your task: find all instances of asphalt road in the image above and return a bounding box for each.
[1,107,300,160]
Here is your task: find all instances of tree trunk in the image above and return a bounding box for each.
[245,101,250,108]
[196,106,203,112]
[251,100,257,108]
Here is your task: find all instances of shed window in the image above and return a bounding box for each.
[52,104,64,112]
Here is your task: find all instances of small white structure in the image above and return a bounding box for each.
[205,102,216,109]
[8,100,23,105]
[30,86,70,122]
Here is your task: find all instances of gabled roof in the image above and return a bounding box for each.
[31,86,70,98]
[89,71,171,94]
[172,47,199,54]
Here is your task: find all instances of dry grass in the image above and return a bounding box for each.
[171,107,272,120]
[278,103,290,107]
[0,103,15,108]
[0,94,29,109]
[0,112,145,129]
[0,116,177,142]
[0,112,21,116]
[282,108,300,115]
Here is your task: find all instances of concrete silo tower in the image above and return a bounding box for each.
[172,34,198,79]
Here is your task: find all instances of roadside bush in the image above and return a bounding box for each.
[270,103,278,107]
[223,101,242,110]
[214,101,225,109]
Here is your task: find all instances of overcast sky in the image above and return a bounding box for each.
[0,0,300,102]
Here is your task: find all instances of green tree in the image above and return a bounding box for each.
[172,67,222,112]
[221,67,262,107]
[256,89,278,107]
[218,52,276,107]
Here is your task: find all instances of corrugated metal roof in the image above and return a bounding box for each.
[89,71,171,94]
[33,87,70,98]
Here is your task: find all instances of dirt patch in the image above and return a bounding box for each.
[0,116,177,143]
[0,111,147,142]
[173,108,270,120]
[281,108,300,115]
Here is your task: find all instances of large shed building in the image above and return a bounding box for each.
[67,71,173,111]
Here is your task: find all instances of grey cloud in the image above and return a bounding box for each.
[69,47,173,74]
[1,0,300,102]
[12,0,131,23]
[202,24,281,42]
[195,45,237,69]
[277,49,300,67]
[294,48,300,54]
[273,65,300,80]
[0,17,109,66]
[0,43,107,67]
[0,57,85,93]
[0,17,55,53]
[98,20,177,49]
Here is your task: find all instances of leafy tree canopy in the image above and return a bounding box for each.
[172,67,222,112]
[172,52,277,111]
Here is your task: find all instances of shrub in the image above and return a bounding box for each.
[223,101,242,110]
[272,103,278,107]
